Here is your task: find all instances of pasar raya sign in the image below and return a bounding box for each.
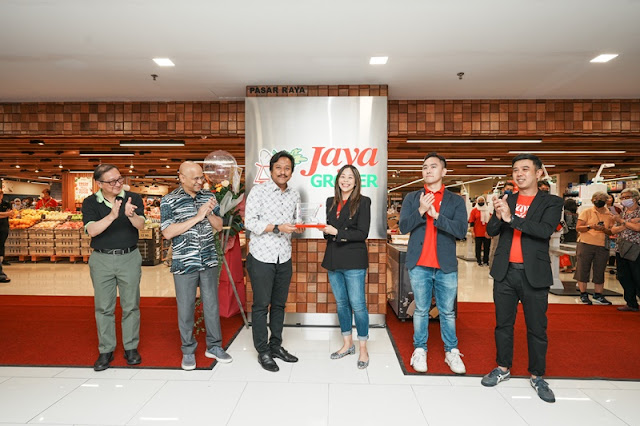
[245,96,388,239]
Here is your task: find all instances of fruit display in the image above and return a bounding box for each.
[42,211,72,221]
[29,221,59,230]
[56,221,84,230]
[9,217,40,229]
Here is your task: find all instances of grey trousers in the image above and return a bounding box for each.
[173,266,222,354]
[89,249,142,353]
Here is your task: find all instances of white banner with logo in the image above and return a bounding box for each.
[245,96,388,239]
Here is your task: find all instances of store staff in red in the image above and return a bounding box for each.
[399,152,468,375]
[35,188,58,210]
[83,164,145,371]
[481,153,563,403]
[0,190,14,281]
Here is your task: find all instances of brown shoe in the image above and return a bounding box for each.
[617,305,639,312]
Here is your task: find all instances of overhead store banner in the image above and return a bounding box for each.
[245,96,388,239]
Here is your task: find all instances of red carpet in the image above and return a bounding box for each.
[386,302,640,379]
[0,295,244,369]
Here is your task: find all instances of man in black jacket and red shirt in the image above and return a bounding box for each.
[481,153,563,403]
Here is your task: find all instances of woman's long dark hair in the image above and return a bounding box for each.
[330,165,362,218]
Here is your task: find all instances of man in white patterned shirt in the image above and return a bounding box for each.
[245,151,302,372]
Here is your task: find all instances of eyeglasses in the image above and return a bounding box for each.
[100,177,125,186]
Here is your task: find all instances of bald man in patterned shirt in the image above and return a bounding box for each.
[161,161,233,370]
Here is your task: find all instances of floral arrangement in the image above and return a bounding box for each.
[212,179,245,237]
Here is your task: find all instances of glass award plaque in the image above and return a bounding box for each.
[294,202,325,228]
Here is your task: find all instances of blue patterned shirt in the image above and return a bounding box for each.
[161,187,221,274]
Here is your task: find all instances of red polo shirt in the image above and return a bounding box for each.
[509,194,535,263]
[417,185,444,269]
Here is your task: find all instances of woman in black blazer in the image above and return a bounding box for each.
[321,165,371,369]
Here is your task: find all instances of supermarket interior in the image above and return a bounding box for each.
[1,1,640,425]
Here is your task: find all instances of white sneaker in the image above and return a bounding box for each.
[410,348,427,373]
[445,348,466,374]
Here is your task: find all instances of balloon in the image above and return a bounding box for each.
[204,150,237,184]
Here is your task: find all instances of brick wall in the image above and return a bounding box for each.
[0,102,244,136]
[245,239,388,314]
[388,99,640,137]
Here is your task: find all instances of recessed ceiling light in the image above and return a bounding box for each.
[369,56,388,65]
[590,54,618,63]
[408,140,542,144]
[79,151,135,156]
[153,58,175,67]
[508,150,625,154]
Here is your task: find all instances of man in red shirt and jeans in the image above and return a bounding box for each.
[481,153,563,403]
[399,152,468,374]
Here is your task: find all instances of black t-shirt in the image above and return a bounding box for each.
[82,191,145,250]
[0,200,10,231]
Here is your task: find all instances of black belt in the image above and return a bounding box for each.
[94,246,137,255]
[508,262,525,270]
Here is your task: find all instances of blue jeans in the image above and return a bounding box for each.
[408,266,458,352]
[328,269,369,340]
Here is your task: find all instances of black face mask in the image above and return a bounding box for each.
[477,202,485,206]
[593,200,606,208]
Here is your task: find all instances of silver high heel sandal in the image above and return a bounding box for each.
[330,345,355,359]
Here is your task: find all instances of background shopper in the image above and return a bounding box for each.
[469,195,492,266]
[610,188,640,312]
[574,191,615,305]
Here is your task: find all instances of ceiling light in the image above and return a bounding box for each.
[120,140,185,147]
[34,169,40,173]
[165,165,171,168]
[145,175,177,179]
[80,151,134,156]
[602,175,638,182]
[30,139,45,146]
[369,56,388,65]
[68,170,94,173]
[153,58,175,67]
[408,140,542,144]
[467,164,555,168]
[15,164,20,169]
[590,54,618,63]
[508,150,625,154]
[467,165,512,168]
[58,161,64,169]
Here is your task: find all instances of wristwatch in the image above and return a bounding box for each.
[273,224,280,234]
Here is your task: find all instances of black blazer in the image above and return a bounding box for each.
[487,191,563,288]
[321,196,371,271]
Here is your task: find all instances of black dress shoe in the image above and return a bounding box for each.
[124,349,142,365]
[258,352,279,372]
[270,346,298,363]
[94,352,114,371]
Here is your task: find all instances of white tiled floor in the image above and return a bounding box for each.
[0,257,638,425]
[1,326,639,425]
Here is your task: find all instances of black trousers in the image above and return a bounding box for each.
[0,227,8,258]
[616,253,640,309]
[475,236,490,264]
[246,254,293,354]
[493,264,549,377]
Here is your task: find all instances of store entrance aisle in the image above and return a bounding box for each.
[1,326,638,425]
